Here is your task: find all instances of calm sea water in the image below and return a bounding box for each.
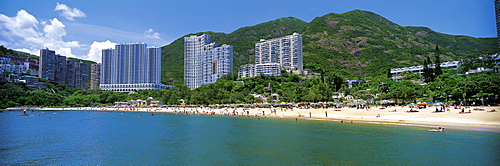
[1,110,499,165]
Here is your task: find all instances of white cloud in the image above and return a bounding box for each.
[0,10,40,40]
[54,3,86,21]
[87,40,116,63]
[144,28,161,39]
[13,48,32,54]
[0,10,80,57]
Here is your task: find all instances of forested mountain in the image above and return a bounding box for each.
[161,17,308,84]
[161,10,497,85]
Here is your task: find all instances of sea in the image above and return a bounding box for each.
[1,110,499,165]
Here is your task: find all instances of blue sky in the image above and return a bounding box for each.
[0,0,496,63]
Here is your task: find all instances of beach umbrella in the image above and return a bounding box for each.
[417,102,427,105]
[432,102,444,106]
[407,103,418,106]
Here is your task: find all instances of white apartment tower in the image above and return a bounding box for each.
[100,43,171,92]
[255,32,303,71]
[184,34,233,89]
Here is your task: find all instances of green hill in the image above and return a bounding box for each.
[160,10,497,84]
[161,17,308,85]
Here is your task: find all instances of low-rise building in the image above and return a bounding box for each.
[390,61,460,81]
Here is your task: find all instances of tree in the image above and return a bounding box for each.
[0,83,27,108]
[434,45,442,77]
[423,57,434,83]
[386,81,421,103]
[472,91,493,106]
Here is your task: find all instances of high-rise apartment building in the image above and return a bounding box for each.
[238,33,302,78]
[255,32,303,71]
[184,34,233,89]
[38,48,89,89]
[39,48,56,81]
[100,43,171,92]
[90,63,101,90]
[495,0,500,48]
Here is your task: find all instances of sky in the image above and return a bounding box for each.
[0,0,496,63]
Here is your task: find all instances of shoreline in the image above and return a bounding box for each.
[12,105,500,132]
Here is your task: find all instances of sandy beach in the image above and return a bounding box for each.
[30,105,500,131]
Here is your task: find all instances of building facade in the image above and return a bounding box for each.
[90,63,101,90]
[238,33,303,78]
[390,61,460,81]
[100,43,171,92]
[38,48,89,89]
[255,63,282,77]
[238,64,255,78]
[39,48,56,81]
[495,0,500,48]
[184,34,233,89]
[0,57,29,75]
[255,32,303,71]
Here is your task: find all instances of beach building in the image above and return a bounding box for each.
[184,34,233,89]
[100,43,172,92]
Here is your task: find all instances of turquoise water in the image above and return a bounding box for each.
[1,110,499,165]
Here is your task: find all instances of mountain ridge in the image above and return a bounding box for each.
[161,10,497,85]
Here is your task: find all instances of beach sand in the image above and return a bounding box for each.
[32,105,500,131]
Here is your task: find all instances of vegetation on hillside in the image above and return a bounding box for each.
[0,45,96,65]
[301,10,497,78]
[0,45,38,60]
[161,17,308,85]
[160,10,496,84]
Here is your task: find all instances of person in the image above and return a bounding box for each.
[325,111,328,117]
[438,127,445,132]
[309,112,311,118]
